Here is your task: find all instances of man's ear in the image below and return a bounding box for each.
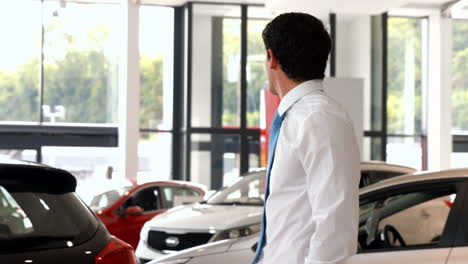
[267,49,279,70]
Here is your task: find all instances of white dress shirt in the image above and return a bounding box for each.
[259,80,360,264]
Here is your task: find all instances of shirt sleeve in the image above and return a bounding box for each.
[293,112,361,264]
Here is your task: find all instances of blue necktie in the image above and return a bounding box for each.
[252,111,285,264]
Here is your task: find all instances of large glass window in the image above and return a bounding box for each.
[138,132,172,183]
[0,0,41,123]
[191,4,241,128]
[384,17,425,169]
[41,146,118,182]
[387,17,423,135]
[191,134,240,189]
[247,7,273,128]
[42,2,119,124]
[0,150,37,162]
[41,146,121,202]
[138,6,175,184]
[452,20,468,134]
[140,6,174,130]
[452,152,468,168]
[386,137,422,170]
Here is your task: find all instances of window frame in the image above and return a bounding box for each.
[119,185,163,214]
[158,184,202,209]
[366,14,429,170]
[357,178,468,254]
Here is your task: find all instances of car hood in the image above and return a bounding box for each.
[149,235,258,263]
[146,203,262,231]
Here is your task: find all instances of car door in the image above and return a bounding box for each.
[347,179,465,264]
[112,185,165,248]
[445,181,468,264]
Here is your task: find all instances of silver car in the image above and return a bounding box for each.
[150,168,468,264]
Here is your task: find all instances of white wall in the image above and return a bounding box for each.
[336,14,371,129]
[335,14,371,160]
[324,77,365,158]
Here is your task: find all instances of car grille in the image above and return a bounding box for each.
[147,230,213,251]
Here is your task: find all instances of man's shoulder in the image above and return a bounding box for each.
[287,92,350,124]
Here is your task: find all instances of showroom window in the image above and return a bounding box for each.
[0,1,266,191]
[0,1,120,174]
[0,0,41,123]
[0,2,176,197]
[386,16,426,170]
[0,1,123,204]
[191,134,241,188]
[190,4,241,128]
[451,19,468,168]
[183,3,266,189]
[42,2,119,125]
[139,6,175,182]
[366,15,427,170]
[247,7,273,129]
[0,149,37,162]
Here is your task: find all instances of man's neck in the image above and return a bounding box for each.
[276,78,303,99]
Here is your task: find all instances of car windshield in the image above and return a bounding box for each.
[0,183,98,252]
[89,186,132,211]
[207,172,265,206]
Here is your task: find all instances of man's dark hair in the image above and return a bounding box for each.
[262,13,331,81]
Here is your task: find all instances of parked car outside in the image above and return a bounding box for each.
[91,181,207,249]
[0,159,137,264]
[149,168,468,264]
[136,162,415,263]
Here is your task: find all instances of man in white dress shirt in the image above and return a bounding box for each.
[252,13,361,264]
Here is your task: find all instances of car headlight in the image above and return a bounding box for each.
[154,258,191,264]
[212,223,261,242]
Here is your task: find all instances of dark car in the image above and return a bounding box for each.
[0,159,137,264]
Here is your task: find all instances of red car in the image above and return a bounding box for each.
[89,181,207,249]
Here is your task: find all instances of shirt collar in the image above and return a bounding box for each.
[277,80,324,116]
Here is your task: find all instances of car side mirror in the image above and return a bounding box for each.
[251,242,258,252]
[125,206,143,216]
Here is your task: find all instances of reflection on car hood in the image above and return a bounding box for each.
[151,239,233,263]
[147,203,262,231]
[150,234,258,263]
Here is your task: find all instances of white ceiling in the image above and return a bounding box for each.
[137,0,465,19]
[139,0,451,11]
[265,0,453,16]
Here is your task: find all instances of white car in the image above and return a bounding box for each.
[149,167,468,264]
[136,162,415,263]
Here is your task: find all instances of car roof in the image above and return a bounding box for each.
[360,161,416,174]
[360,167,468,195]
[0,159,77,193]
